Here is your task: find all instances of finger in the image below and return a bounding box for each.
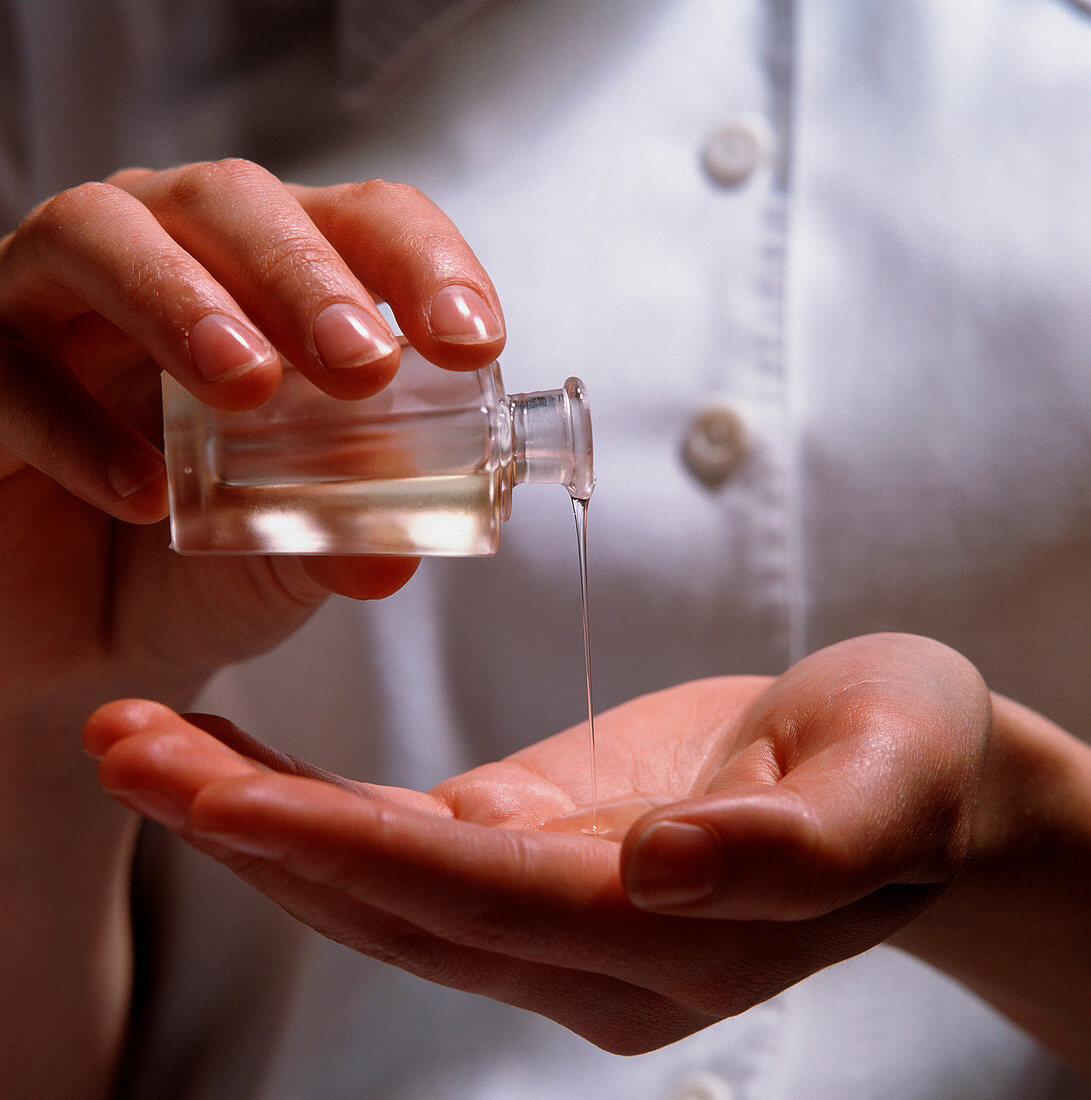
[86,708,611,946]
[295,180,505,370]
[83,700,262,829]
[188,772,691,987]
[182,712,339,782]
[188,822,714,1056]
[191,789,912,1054]
[1,180,281,409]
[114,162,403,399]
[0,335,167,522]
[187,772,933,1017]
[86,701,439,814]
[622,787,848,919]
[181,711,409,804]
[284,888,717,1055]
[298,554,420,600]
[622,634,991,919]
[84,701,260,781]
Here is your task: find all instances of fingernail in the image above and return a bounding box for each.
[112,789,188,831]
[107,449,166,501]
[625,821,721,910]
[313,302,398,370]
[428,285,502,344]
[188,313,276,381]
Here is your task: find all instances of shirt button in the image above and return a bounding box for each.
[700,116,771,187]
[666,1070,735,1100]
[681,401,750,489]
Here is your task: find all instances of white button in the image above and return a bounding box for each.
[681,400,750,489]
[666,1070,735,1100]
[701,116,771,188]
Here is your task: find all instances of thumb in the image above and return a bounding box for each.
[621,634,991,919]
[621,786,859,920]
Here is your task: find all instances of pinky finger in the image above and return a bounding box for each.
[0,334,167,522]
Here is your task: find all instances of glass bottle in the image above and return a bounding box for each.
[161,339,593,556]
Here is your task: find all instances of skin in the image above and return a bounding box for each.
[85,633,1091,1075]
[0,160,504,1098]
[5,161,1091,1094]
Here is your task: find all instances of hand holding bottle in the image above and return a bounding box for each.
[0,161,507,717]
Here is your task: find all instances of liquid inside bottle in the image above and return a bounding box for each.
[162,339,593,557]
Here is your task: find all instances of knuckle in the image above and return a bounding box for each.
[161,158,273,210]
[345,177,426,208]
[789,804,864,915]
[326,178,437,239]
[16,182,128,248]
[103,165,155,189]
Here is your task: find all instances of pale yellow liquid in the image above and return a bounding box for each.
[163,363,507,556]
[168,460,501,557]
[544,798,669,840]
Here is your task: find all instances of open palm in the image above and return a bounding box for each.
[86,634,990,1054]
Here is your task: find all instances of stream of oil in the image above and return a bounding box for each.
[572,495,598,835]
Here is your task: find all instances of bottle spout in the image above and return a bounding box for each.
[510,377,595,501]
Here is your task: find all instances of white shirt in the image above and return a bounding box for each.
[6,1,1091,1096]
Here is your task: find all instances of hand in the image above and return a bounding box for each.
[85,633,1003,1056]
[0,162,505,731]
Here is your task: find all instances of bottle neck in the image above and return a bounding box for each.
[509,377,595,501]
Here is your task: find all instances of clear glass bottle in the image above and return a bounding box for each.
[161,339,593,556]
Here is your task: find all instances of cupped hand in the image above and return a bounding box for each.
[84,633,992,1054]
[0,162,504,723]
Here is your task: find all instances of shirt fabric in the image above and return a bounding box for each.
[4,1,1091,1097]
[0,0,491,230]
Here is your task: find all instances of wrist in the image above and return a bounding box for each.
[890,693,1091,1070]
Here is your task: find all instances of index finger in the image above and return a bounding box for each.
[293,180,505,371]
